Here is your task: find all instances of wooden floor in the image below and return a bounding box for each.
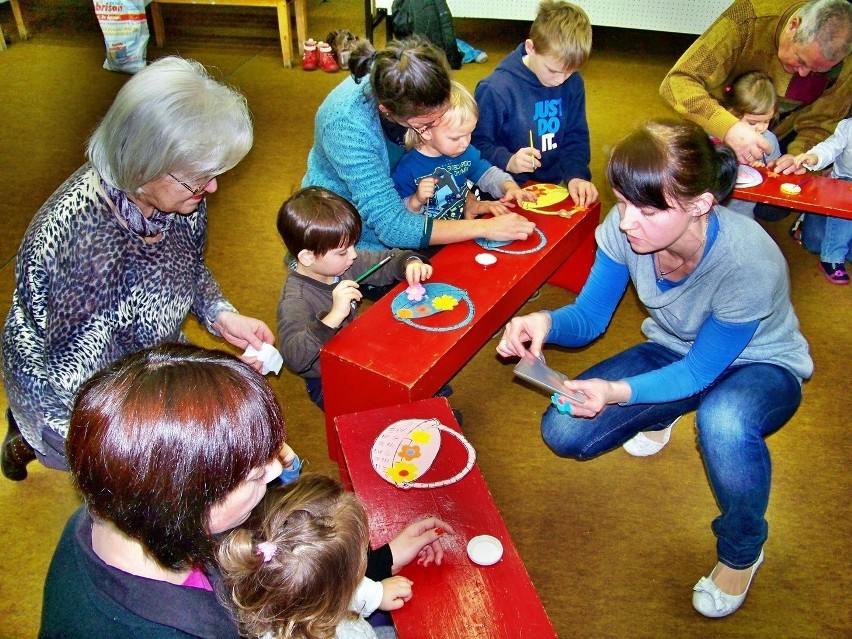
[0,2,849,637]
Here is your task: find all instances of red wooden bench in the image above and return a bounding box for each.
[335,397,558,639]
[731,168,852,221]
[320,201,599,461]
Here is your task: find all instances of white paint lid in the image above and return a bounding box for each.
[475,253,497,266]
[467,535,504,565]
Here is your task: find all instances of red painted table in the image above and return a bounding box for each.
[335,397,557,639]
[732,168,852,220]
[320,201,599,460]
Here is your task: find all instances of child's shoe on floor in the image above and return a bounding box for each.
[318,42,340,72]
[819,261,849,285]
[302,38,318,71]
[788,213,804,245]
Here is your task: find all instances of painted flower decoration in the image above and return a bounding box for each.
[396,308,413,319]
[385,460,419,485]
[398,444,421,461]
[406,283,426,302]
[432,294,459,311]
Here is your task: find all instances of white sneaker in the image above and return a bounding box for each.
[622,416,681,457]
[692,550,765,618]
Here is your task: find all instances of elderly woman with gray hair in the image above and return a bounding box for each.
[0,56,274,479]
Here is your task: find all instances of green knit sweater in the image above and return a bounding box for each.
[660,0,851,155]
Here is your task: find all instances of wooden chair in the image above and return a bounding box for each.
[149,0,307,68]
[0,0,29,52]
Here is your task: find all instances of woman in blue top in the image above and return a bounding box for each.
[303,36,535,253]
[497,119,813,619]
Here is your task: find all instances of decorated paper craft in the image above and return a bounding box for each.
[735,165,763,188]
[520,183,569,210]
[371,418,476,489]
[391,283,474,332]
[474,227,547,254]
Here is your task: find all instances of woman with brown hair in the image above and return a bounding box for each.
[498,120,812,618]
[39,344,450,638]
[303,36,535,260]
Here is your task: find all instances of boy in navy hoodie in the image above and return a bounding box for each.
[472,0,598,207]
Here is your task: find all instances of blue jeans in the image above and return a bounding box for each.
[801,213,852,264]
[541,342,802,569]
[305,377,324,410]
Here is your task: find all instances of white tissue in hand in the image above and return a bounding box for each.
[243,343,283,375]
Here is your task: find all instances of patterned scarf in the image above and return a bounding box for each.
[101,179,175,238]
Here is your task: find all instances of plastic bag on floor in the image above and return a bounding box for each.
[93,0,150,73]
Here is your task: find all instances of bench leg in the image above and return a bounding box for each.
[150,1,166,48]
[276,1,293,67]
[0,24,6,51]
[10,0,27,39]
[293,0,307,55]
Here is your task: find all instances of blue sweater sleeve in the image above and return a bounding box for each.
[625,316,760,404]
[556,75,592,183]
[472,80,514,173]
[546,249,629,347]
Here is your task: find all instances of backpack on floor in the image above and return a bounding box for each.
[391,0,463,69]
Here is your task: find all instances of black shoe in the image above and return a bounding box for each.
[1,409,37,481]
[451,409,464,426]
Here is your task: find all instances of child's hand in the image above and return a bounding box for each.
[507,147,541,174]
[277,443,297,469]
[414,177,437,207]
[379,576,414,611]
[405,259,433,286]
[566,178,598,208]
[322,279,361,329]
[500,183,536,207]
[793,153,818,170]
[466,200,512,219]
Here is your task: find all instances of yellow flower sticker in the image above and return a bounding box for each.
[385,460,419,485]
[432,295,459,311]
[409,429,431,444]
[396,308,414,319]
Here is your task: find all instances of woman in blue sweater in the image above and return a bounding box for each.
[303,37,535,252]
[497,120,812,619]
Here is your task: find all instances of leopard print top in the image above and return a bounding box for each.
[1,165,236,454]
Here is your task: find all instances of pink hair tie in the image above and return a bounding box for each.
[256,541,277,563]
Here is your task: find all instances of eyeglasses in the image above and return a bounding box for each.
[168,173,213,196]
[405,115,442,138]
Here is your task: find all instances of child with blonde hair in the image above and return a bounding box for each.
[218,473,412,639]
[472,1,598,208]
[392,81,535,221]
[719,71,781,218]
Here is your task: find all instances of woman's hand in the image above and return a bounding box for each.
[481,213,536,242]
[388,517,455,574]
[557,378,632,418]
[213,311,275,370]
[379,576,414,610]
[567,178,598,208]
[405,260,433,286]
[496,312,552,359]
